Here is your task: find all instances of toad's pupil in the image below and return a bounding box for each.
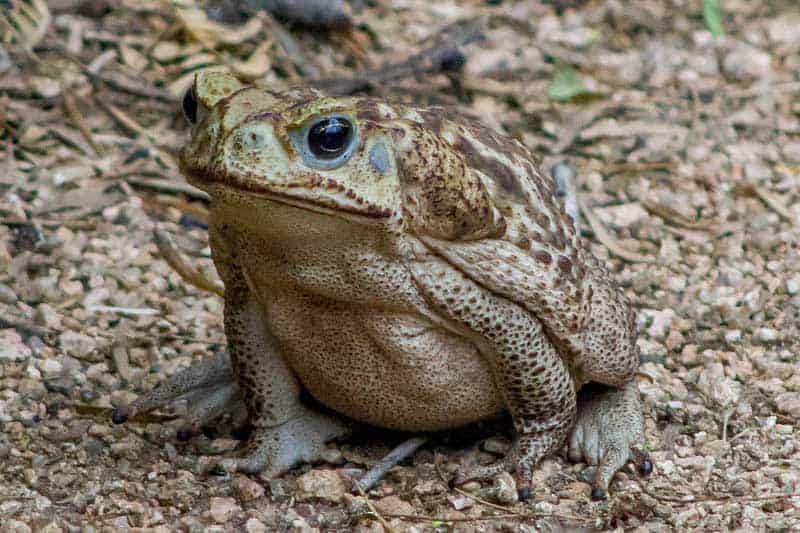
[307,117,352,159]
[183,87,198,124]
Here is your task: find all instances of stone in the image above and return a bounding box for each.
[233,475,265,501]
[642,308,676,340]
[412,479,446,496]
[696,362,740,407]
[447,493,473,510]
[775,392,800,418]
[744,162,772,182]
[0,330,31,362]
[593,202,649,227]
[295,469,346,503]
[488,472,518,505]
[754,328,779,344]
[460,481,481,493]
[724,330,741,344]
[1,519,32,533]
[208,497,241,524]
[767,15,800,46]
[783,142,800,164]
[722,42,771,81]
[244,518,267,533]
[319,447,343,465]
[0,283,18,304]
[559,481,592,500]
[38,358,63,377]
[787,274,800,295]
[34,304,61,330]
[58,331,98,359]
[110,435,142,459]
[373,495,415,516]
[18,379,46,401]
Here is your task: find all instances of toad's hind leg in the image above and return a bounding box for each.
[112,352,248,439]
[568,381,652,499]
[410,259,576,486]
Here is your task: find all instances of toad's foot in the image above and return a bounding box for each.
[453,382,650,500]
[216,406,350,476]
[568,381,652,500]
[451,428,566,498]
[112,353,350,476]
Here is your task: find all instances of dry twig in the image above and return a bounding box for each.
[309,18,484,95]
[353,436,428,494]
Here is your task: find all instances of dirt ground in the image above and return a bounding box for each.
[1,0,799,531]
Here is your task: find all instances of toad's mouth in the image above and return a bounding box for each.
[183,166,395,221]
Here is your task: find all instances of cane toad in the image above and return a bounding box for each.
[114,71,651,498]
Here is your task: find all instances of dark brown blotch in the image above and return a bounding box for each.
[534,250,552,265]
[455,136,526,200]
[356,100,383,123]
[418,108,445,135]
[557,255,572,274]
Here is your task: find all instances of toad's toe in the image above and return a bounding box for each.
[567,381,650,498]
[216,407,349,477]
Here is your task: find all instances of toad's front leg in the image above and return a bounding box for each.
[215,269,349,475]
[410,259,576,491]
[115,261,348,477]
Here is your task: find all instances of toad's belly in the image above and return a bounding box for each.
[264,290,504,431]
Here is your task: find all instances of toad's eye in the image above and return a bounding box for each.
[182,86,198,124]
[290,115,358,170]
[307,117,353,159]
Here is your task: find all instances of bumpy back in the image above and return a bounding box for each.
[376,104,636,376]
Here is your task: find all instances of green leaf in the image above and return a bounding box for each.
[703,0,725,37]
[547,63,588,101]
[547,63,603,103]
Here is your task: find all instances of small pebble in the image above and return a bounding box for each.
[460,481,481,493]
[244,518,267,533]
[233,474,265,501]
[485,472,518,505]
[208,497,241,524]
[787,275,799,295]
[755,328,779,344]
[295,469,346,503]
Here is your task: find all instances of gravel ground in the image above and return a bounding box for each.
[1,0,799,531]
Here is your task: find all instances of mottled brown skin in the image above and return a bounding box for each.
[114,72,650,496]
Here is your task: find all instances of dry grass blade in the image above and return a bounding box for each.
[153,227,224,297]
[125,176,209,201]
[640,197,718,232]
[354,484,398,533]
[751,184,796,223]
[580,199,653,263]
[62,89,102,157]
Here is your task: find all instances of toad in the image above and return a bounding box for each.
[114,71,651,499]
